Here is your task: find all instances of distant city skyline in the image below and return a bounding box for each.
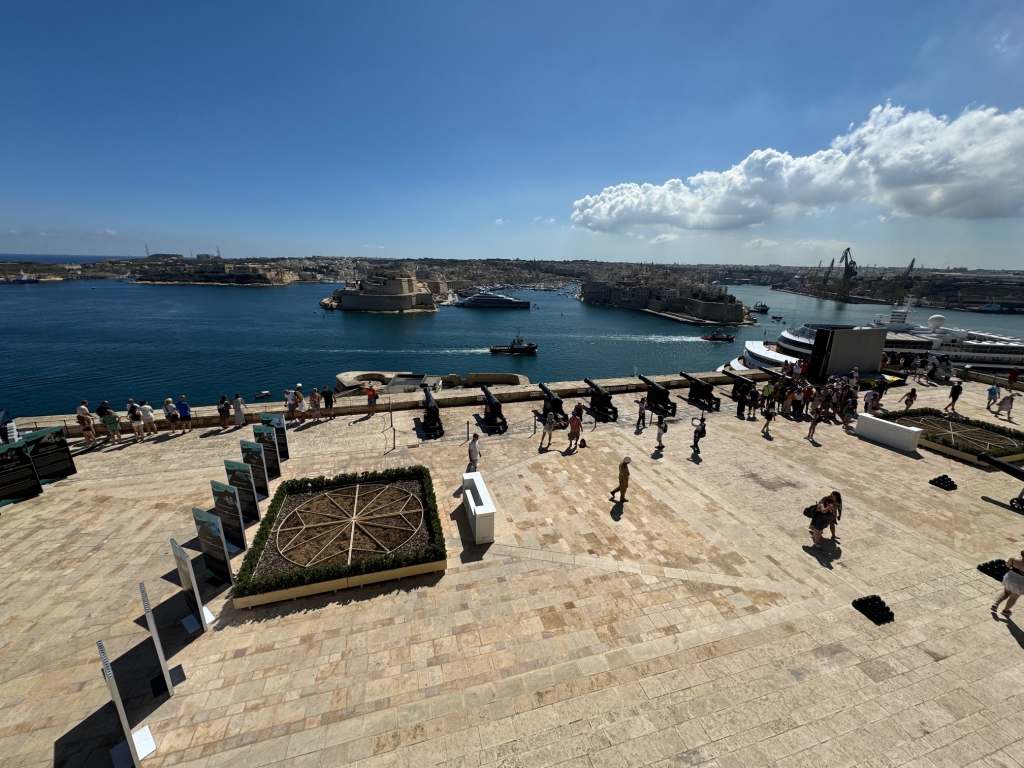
[2,1,1022,267]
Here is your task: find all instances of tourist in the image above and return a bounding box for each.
[176,394,192,432]
[807,495,836,548]
[540,410,555,450]
[1010,368,1020,389]
[944,380,963,413]
[309,388,322,421]
[126,398,144,442]
[655,416,667,451]
[760,381,774,413]
[806,410,821,442]
[827,491,843,540]
[792,386,804,420]
[991,550,1024,617]
[216,395,231,429]
[735,390,746,420]
[140,400,157,437]
[996,393,1017,422]
[760,402,775,438]
[567,410,582,451]
[294,388,308,422]
[321,385,335,419]
[609,456,631,504]
[898,387,918,411]
[232,393,246,426]
[283,387,297,421]
[863,388,879,414]
[96,400,121,443]
[468,433,481,471]
[987,383,1001,410]
[163,397,181,433]
[691,414,706,454]
[635,396,647,431]
[366,384,378,416]
[746,388,759,421]
[572,402,584,419]
[76,400,97,448]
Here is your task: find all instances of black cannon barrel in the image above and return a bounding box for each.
[538,382,560,401]
[721,369,755,402]
[584,378,618,422]
[980,453,1024,483]
[420,385,444,438]
[754,365,784,380]
[678,372,722,412]
[638,374,666,392]
[479,385,508,433]
[638,374,676,417]
[538,382,566,419]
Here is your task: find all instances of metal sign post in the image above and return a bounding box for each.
[98,640,157,768]
[139,583,174,697]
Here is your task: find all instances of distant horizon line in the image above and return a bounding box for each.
[1,252,1021,273]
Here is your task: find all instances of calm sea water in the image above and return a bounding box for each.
[2,280,1023,417]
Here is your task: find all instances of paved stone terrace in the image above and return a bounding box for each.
[3,380,1024,768]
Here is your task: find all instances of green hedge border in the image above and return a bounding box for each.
[233,465,445,598]
[881,407,1024,458]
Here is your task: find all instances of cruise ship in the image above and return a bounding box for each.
[774,307,1024,371]
[454,291,530,309]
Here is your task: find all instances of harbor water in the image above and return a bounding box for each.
[2,280,1023,417]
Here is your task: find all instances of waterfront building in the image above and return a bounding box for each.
[323,271,437,312]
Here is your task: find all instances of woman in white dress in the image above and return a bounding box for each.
[992,551,1024,617]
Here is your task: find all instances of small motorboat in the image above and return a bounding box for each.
[771,315,784,321]
[751,301,769,314]
[254,390,272,399]
[489,334,538,354]
[701,332,735,343]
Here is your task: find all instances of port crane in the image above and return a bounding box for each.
[837,248,857,297]
[821,257,835,289]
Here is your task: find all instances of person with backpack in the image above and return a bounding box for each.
[691,414,706,454]
[655,416,667,451]
[126,398,144,442]
[216,395,231,429]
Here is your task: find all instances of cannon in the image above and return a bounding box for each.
[979,453,1024,510]
[420,385,444,439]
[638,375,677,418]
[537,382,567,424]
[479,385,508,434]
[678,372,721,412]
[584,378,618,422]
[721,369,756,402]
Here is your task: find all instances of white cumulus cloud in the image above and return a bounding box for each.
[649,233,679,245]
[494,218,506,226]
[571,103,1024,234]
[744,238,780,249]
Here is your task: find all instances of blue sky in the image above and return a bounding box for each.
[2,1,1022,267]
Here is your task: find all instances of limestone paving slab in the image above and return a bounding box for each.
[1,379,1023,767]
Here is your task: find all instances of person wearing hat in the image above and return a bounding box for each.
[609,456,631,503]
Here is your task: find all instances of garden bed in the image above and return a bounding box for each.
[233,466,446,608]
[881,408,1024,466]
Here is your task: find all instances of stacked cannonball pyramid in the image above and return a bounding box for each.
[852,595,894,625]
[929,474,957,491]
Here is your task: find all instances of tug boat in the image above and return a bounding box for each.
[489,334,538,355]
[751,301,769,314]
[701,331,735,343]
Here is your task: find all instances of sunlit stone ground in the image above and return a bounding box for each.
[3,378,1024,768]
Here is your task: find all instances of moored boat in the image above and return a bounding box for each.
[751,301,769,314]
[701,331,735,343]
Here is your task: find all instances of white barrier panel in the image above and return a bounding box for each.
[98,639,157,768]
[856,413,922,453]
[462,472,495,545]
